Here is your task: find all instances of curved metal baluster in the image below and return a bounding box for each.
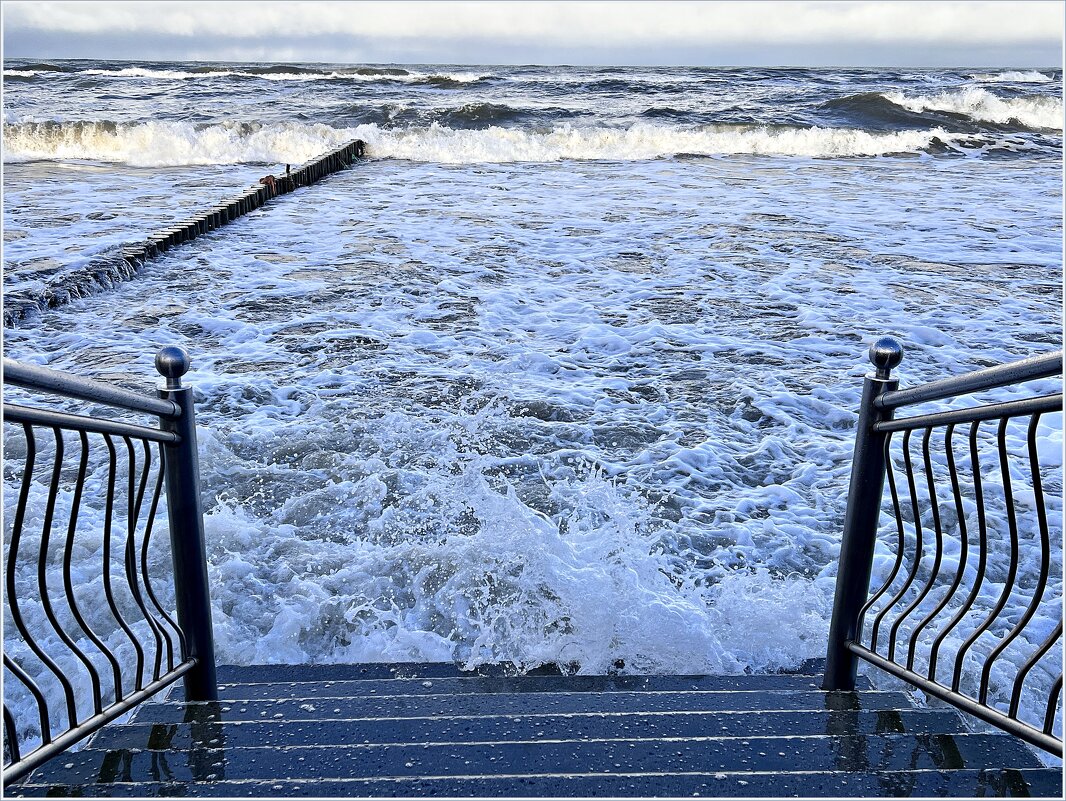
[1044,674,1063,736]
[3,703,21,764]
[882,429,926,663]
[943,421,991,692]
[6,423,78,732]
[140,443,188,665]
[953,417,1020,704]
[61,430,122,709]
[1010,621,1062,719]
[122,435,165,686]
[35,427,88,729]
[3,655,51,747]
[916,423,971,682]
[100,433,146,696]
[860,432,906,651]
[983,412,1054,707]
[900,426,948,671]
[123,436,166,682]
[868,431,918,654]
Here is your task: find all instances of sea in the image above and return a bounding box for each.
[2,61,1063,753]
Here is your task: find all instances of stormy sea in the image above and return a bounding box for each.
[2,60,1062,752]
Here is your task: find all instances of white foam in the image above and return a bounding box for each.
[69,67,489,83]
[3,141,1061,754]
[970,70,1053,84]
[2,119,966,166]
[2,120,353,166]
[885,87,1063,131]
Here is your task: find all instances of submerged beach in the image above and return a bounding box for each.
[2,62,1063,742]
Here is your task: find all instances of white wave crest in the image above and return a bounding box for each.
[360,122,961,162]
[970,70,1053,84]
[885,87,1063,131]
[1,120,356,166]
[69,67,489,83]
[1,120,967,166]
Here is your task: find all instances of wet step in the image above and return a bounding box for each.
[137,689,918,722]
[14,768,1062,798]
[9,662,1059,798]
[214,672,870,700]
[215,657,834,683]
[88,708,968,751]
[20,733,1047,786]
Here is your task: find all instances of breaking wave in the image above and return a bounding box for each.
[2,119,974,166]
[33,66,489,85]
[883,88,1063,132]
[970,70,1053,83]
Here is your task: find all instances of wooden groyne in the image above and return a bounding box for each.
[3,140,366,329]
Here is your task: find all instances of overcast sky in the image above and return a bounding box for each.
[2,1,1062,67]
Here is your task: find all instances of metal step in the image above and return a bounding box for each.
[20,733,1046,785]
[213,658,833,683]
[212,672,870,700]
[135,689,919,723]
[10,768,1063,797]
[8,663,1059,798]
[86,708,969,751]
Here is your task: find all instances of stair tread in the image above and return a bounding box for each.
[24,733,1046,785]
[214,659,830,684]
[212,673,870,700]
[138,689,918,722]
[90,709,969,750]
[10,768,1062,798]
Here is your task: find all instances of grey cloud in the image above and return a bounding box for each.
[4,27,1061,67]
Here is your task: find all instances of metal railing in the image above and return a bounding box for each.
[2,347,216,784]
[824,336,1063,756]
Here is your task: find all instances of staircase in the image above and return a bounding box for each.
[9,660,1061,797]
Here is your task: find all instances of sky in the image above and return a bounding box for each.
[2,1,1063,67]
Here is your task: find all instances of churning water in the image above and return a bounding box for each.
[2,61,1062,753]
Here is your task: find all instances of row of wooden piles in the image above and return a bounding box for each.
[120,139,366,268]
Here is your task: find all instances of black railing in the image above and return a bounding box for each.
[2,347,216,784]
[824,337,1063,756]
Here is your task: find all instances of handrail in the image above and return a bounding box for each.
[876,351,1062,410]
[824,337,1064,757]
[2,357,180,418]
[2,346,216,786]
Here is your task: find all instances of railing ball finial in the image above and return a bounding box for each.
[155,346,191,390]
[869,336,904,380]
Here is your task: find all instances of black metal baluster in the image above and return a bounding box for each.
[35,427,88,729]
[1044,674,1063,736]
[61,430,121,710]
[3,656,51,747]
[122,436,166,682]
[140,443,187,667]
[974,418,1023,705]
[946,421,991,692]
[863,432,905,652]
[885,429,926,662]
[100,433,146,696]
[6,423,76,735]
[899,426,948,671]
[986,412,1054,714]
[916,423,970,683]
[1010,622,1062,720]
[3,704,21,764]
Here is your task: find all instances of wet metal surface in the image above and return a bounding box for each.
[10,663,1061,798]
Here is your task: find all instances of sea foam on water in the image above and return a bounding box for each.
[2,62,1062,754]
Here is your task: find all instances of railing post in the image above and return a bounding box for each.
[823,336,903,691]
[156,346,218,702]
